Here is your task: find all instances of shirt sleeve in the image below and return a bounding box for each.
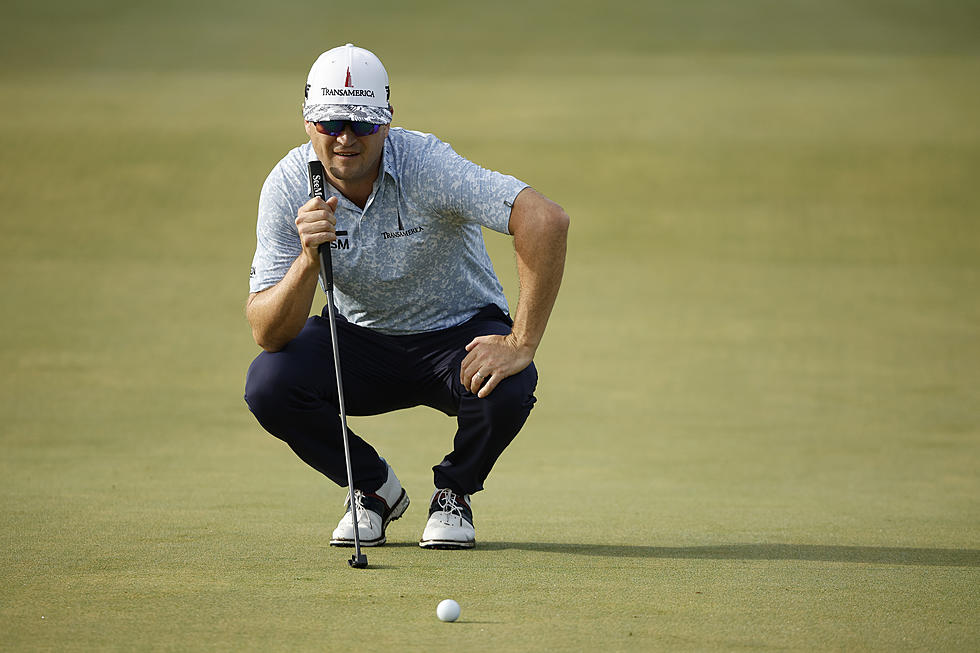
[417,137,528,235]
[249,159,305,293]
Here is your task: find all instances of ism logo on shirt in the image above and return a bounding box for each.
[331,230,350,250]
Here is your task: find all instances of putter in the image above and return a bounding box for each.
[308,160,368,569]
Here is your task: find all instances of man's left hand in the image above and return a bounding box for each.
[460,334,534,399]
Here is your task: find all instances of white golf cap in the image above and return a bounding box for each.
[303,44,392,124]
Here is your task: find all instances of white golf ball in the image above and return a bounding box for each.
[436,599,460,622]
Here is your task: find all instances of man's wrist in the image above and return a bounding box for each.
[299,250,322,275]
[507,331,539,357]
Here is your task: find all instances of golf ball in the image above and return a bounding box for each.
[436,599,460,622]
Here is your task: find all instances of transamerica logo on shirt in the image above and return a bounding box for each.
[382,226,424,240]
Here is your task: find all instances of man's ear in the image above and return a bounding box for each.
[303,119,314,139]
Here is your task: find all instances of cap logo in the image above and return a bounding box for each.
[306,46,388,108]
[321,87,376,98]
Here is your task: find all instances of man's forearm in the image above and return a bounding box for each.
[247,255,321,352]
[509,193,570,355]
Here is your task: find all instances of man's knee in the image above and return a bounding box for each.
[244,351,298,425]
[483,363,538,417]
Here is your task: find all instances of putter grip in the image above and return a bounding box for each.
[307,160,334,292]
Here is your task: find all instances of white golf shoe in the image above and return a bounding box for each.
[419,488,475,549]
[330,460,409,547]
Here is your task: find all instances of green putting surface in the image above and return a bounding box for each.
[1,1,978,650]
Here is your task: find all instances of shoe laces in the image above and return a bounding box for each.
[434,489,465,520]
[346,490,373,527]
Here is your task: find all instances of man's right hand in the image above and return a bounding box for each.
[248,194,338,351]
[296,195,339,266]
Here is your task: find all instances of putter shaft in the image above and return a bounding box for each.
[309,160,367,569]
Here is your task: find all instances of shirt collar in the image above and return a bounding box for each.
[380,133,398,184]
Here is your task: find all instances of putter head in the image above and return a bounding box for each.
[349,553,368,569]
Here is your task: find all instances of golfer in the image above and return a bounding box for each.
[244,44,568,549]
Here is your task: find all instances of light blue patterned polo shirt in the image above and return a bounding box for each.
[250,128,528,334]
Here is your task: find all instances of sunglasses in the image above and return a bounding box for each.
[312,120,382,137]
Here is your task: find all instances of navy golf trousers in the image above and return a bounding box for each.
[244,304,537,495]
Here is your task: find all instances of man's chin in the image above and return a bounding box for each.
[328,160,363,179]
